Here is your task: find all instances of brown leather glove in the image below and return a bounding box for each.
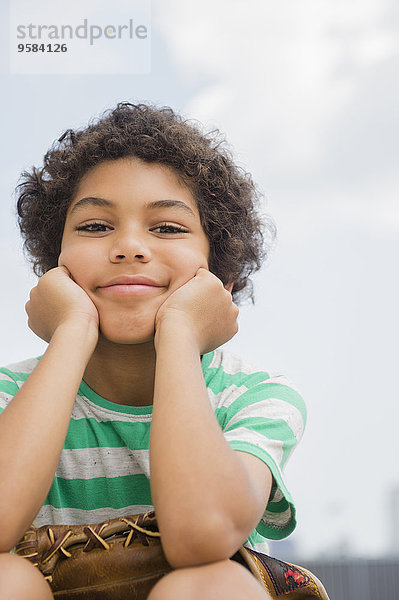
[15,511,329,599]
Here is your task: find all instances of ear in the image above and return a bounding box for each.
[224,282,234,293]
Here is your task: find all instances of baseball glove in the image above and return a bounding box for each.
[15,511,330,599]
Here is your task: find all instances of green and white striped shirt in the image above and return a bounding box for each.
[0,348,306,553]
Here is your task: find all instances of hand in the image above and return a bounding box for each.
[25,266,99,343]
[154,268,239,354]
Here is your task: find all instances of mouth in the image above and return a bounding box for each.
[99,284,164,296]
[98,275,165,296]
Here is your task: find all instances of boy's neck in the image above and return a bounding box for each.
[82,334,157,407]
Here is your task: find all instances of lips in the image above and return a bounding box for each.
[99,275,162,288]
[98,275,165,296]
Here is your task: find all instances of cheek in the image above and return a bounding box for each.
[165,244,209,291]
[58,244,99,288]
[172,244,208,273]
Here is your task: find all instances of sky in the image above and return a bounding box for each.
[0,0,398,560]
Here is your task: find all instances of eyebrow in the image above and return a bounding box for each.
[69,196,196,217]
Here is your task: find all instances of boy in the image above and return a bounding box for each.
[0,103,306,599]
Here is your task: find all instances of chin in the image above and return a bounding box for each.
[98,313,156,346]
[99,328,155,346]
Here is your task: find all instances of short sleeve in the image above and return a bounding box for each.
[202,349,306,546]
[0,358,41,414]
[0,368,20,414]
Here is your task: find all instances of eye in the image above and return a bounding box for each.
[76,222,112,233]
[151,223,189,235]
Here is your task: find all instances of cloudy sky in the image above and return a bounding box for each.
[0,0,398,559]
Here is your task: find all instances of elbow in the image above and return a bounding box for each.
[0,525,20,553]
[0,513,31,553]
[0,540,16,553]
[160,512,245,569]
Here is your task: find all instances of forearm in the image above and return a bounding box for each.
[150,326,261,567]
[0,319,97,550]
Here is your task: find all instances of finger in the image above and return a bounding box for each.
[195,266,210,277]
[57,264,75,281]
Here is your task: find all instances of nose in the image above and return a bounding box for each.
[109,227,152,263]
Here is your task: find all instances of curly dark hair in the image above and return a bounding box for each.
[16,102,276,303]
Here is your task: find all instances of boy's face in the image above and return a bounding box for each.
[60,158,210,345]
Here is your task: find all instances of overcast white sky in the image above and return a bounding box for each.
[0,0,398,560]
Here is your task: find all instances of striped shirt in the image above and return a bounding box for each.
[0,348,306,553]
